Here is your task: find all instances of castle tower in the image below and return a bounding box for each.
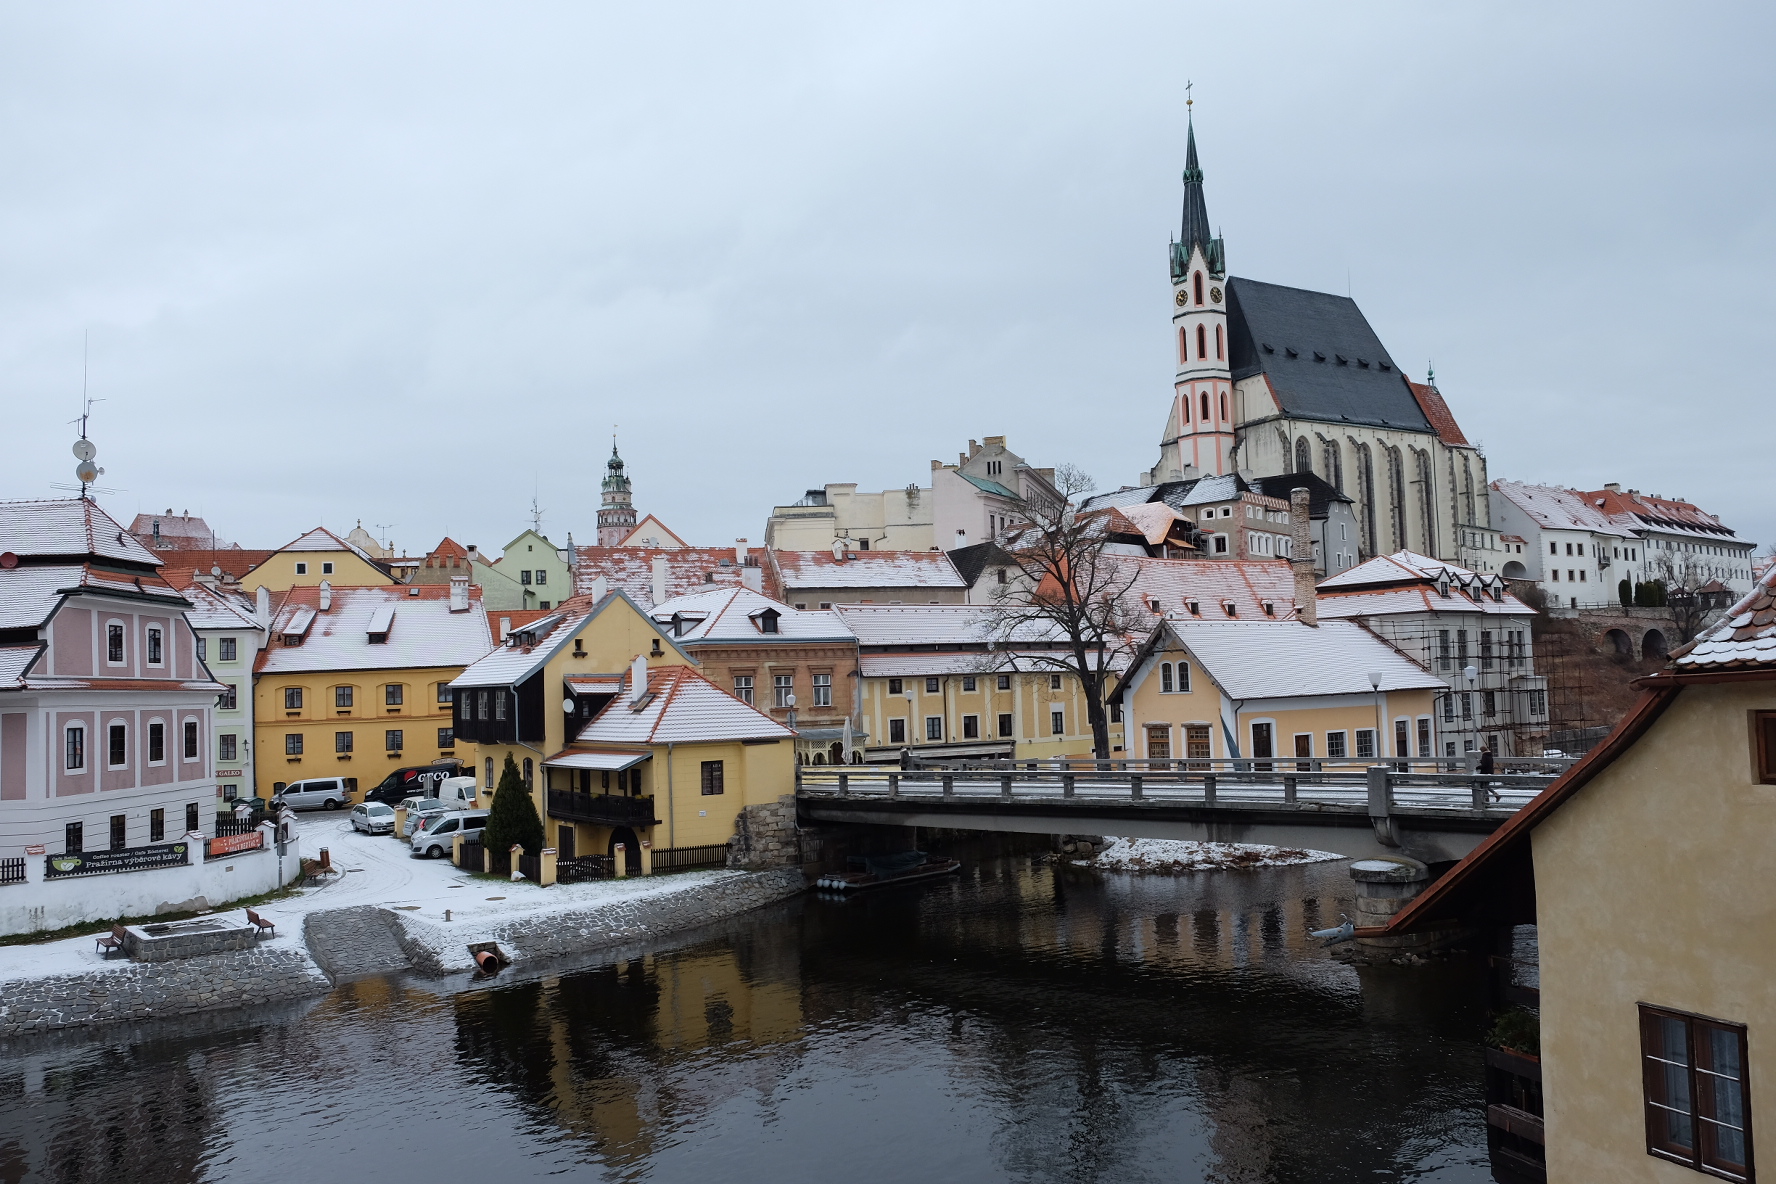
[597,440,638,547]
[1152,114,1234,482]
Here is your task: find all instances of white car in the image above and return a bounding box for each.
[401,797,451,837]
[350,802,397,835]
[410,810,489,859]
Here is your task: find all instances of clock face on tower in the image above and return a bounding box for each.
[1210,287,1223,304]
[1175,290,1188,307]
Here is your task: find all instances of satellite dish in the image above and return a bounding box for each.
[72,439,96,461]
[75,460,100,483]
[211,566,223,577]
[562,698,576,713]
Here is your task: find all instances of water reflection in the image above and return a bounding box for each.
[0,855,1496,1183]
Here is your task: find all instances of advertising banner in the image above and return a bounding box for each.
[207,831,264,858]
[44,842,189,878]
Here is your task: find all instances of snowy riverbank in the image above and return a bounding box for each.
[1064,837,1344,874]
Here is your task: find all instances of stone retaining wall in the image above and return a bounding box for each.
[727,796,802,870]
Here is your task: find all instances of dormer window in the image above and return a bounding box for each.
[1437,578,1451,598]
[366,605,395,644]
[1187,600,1201,616]
[1223,601,1237,617]
[1261,601,1275,617]
[753,609,781,635]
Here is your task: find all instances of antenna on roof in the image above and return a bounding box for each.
[66,333,109,499]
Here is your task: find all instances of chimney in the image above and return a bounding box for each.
[741,565,763,593]
[955,528,968,549]
[591,574,608,602]
[735,538,748,566]
[1604,483,1623,494]
[630,652,648,703]
[832,538,846,561]
[650,556,667,606]
[1289,487,1318,627]
[499,616,511,641]
[318,580,332,612]
[255,585,271,628]
[448,575,469,612]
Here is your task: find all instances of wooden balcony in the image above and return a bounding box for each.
[545,789,659,829]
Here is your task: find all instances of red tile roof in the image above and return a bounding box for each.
[573,546,764,609]
[1405,381,1470,447]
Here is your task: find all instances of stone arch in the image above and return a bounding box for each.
[1604,628,1632,657]
[1641,629,1668,660]
[1502,560,1527,579]
[608,826,643,875]
[1321,437,1344,492]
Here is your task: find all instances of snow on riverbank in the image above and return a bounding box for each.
[1077,838,1344,874]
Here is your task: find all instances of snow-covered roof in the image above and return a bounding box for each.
[179,583,264,631]
[1078,486,1160,513]
[769,549,966,590]
[830,603,1038,647]
[542,749,652,771]
[0,564,189,630]
[0,646,42,688]
[573,664,796,745]
[1120,557,1298,622]
[649,586,854,644]
[574,545,761,608]
[1318,586,1533,620]
[1158,619,1445,699]
[1172,474,1244,506]
[275,526,390,569]
[1490,481,1633,538]
[858,651,1120,677]
[0,498,162,566]
[1110,502,1191,546]
[1671,562,1776,670]
[449,608,590,688]
[257,585,492,674]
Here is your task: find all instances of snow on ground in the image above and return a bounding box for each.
[1079,837,1344,874]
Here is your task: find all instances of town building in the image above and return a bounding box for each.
[763,436,1058,553]
[0,499,226,861]
[457,530,573,611]
[832,604,1122,761]
[598,442,639,547]
[174,579,269,800]
[1118,555,1299,627]
[576,543,764,610]
[1083,473,1360,576]
[1584,484,1758,599]
[1317,552,1546,756]
[764,548,969,608]
[1373,560,1776,1184]
[253,580,490,795]
[128,509,228,552]
[619,515,689,549]
[1112,618,1446,765]
[1143,118,1493,568]
[409,537,475,588]
[246,527,398,592]
[646,586,861,766]
[945,542,1028,606]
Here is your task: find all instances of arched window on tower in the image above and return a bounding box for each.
[1215,324,1223,360]
[1220,392,1228,421]
[1200,392,1211,423]
[1295,437,1312,474]
[1194,271,1204,305]
[1178,328,1187,366]
[1196,324,1207,359]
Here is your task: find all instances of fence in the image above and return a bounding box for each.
[215,813,267,838]
[518,853,541,882]
[651,844,729,873]
[0,858,24,887]
[458,839,483,870]
[556,855,612,884]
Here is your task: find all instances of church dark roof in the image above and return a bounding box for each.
[945,542,1016,587]
[1247,472,1353,517]
[1226,277,1434,435]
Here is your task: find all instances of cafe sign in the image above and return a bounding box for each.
[44,842,189,879]
[207,831,264,858]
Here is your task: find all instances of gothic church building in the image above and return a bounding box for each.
[1144,120,1496,570]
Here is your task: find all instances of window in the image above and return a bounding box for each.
[889,718,907,743]
[1437,629,1451,671]
[701,760,725,795]
[1220,393,1228,421]
[1580,570,1587,582]
[150,808,164,843]
[1185,724,1212,765]
[961,675,976,693]
[219,683,237,710]
[1552,569,1561,582]
[385,684,404,706]
[285,687,303,710]
[1355,728,1376,760]
[1461,692,1473,720]
[1146,725,1171,759]
[108,814,126,851]
[1326,730,1348,760]
[1529,689,1547,716]
[147,627,163,665]
[522,758,533,786]
[437,682,452,704]
[385,730,403,752]
[196,636,207,662]
[887,678,904,696]
[963,715,980,739]
[108,723,127,766]
[219,733,237,761]
[534,570,546,586]
[774,674,794,708]
[1483,691,1497,717]
[1393,719,1409,759]
[1640,1005,1751,1178]
[1174,662,1190,692]
[107,623,124,664]
[734,675,754,705]
[285,734,303,755]
[1050,674,1063,690]
[1756,712,1776,784]
[438,727,454,748]
[1193,270,1204,305]
[1051,709,1064,736]
[1200,392,1211,422]
[997,712,1014,738]
[997,675,1011,691]
[65,821,83,854]
[812,673,832,708]
[493,694,507,721]
[485,757,495,788]
[926,677,940,694]
[1457,629,1469,661]
[183,719,198,759]
[926,716,943,741]
[1481,631,1494,668]
[1196,324,1207,359]
[295,562,307,575]
[65,725,85,771]
[1215,323,1223,359]
[1550,541,1558,555]
[1161,662,1174,693]
[322,561,334,574]
[1417,717,1432,758]
[336,731,353,753]
[335,685,353,709]
[521,570,532,585]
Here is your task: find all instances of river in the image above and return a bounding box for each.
[0,851,1498,1183]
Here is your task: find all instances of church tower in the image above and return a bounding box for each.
[1151,113,1234,483]
[597,440,638,547]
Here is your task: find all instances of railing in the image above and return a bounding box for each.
[556,854,612,883]
[0,857,24,886]
[545,790,659,828]
[652,844,729,872]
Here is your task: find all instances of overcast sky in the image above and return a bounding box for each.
[3,3,1772,558]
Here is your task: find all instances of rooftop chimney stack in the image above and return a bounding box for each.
[591,574,608,602]
[736,538,748,566]
[630,652,648,704]
[1289,487,1318,628]
[448,575,469,612]
[318,580,332,612]
[650,556,668,607]
[255,585,271,627]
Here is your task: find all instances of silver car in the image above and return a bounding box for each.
[276,777,353,811]
[350,802,397,834]
[410,810,489,859]
[402,797,451,837]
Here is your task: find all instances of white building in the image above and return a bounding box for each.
[1488,482,1631,609]
[1317,551,1546,757]
[0,499,226,861]
[177,580,269,802]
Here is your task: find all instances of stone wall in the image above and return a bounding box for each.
[726,795,802,870]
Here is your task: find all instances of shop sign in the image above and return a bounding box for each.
[207,831,263,858]
[44,842,189,879]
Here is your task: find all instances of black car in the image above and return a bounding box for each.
[363,762,465,806]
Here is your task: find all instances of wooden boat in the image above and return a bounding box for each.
[815,851,961,893]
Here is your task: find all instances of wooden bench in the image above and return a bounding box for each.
[246,909,275,938]
[96,925,127,958]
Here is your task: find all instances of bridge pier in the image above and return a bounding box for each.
[1344,856,1466,962]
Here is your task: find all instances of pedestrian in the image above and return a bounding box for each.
[1477,748,1496,776]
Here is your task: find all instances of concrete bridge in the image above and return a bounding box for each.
[796,757,1568,865]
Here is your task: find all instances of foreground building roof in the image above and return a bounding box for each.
[257,584,491,674]
[1670,561,1776,671]
[573,664,796,746]
[1141,618,1446,700]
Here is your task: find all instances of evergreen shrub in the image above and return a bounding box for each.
[484,753,545,857]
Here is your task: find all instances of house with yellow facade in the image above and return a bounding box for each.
[1376,561,1776,1184]
[448,591,795,871]
[1111,617,1443,765]
[246,527,398,592]
[253,579,491,795]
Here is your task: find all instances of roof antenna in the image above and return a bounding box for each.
[66,331,108,498]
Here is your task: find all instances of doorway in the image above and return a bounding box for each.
[608,826,642,875]
[558,824,575,859]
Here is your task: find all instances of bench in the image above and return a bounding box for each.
[246,909,275,938]
[96,925,127,958]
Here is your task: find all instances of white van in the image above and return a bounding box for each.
[276,777,354,811]
[433,776,480,808]
[410,810,489,859]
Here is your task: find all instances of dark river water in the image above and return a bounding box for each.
[0,853,1498,1184]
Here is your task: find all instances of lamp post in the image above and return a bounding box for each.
[1367,671,1385,763]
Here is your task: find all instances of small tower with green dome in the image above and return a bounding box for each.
[597,439,638,547]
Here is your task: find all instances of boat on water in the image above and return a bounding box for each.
[815,850,962,893]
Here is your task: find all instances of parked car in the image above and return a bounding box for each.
[402,797,452,837]
[350,802,397,835]
[410,810,489,859]
[274,777,355,811]
[364,761,466,805]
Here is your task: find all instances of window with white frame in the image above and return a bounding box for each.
[1051,708,1064,735]
[219,733,237,761]
[733,675,754,705]
[107,622,125,665]
[147,626,163,666]
[65,725,86,771]
[1355,728,1376,759]
[220,637,237,662]
[1326,730,1347,760]
[811,673,832,708]
[774,674,794,708]
[183,719,198,759]
[108,722,128,767]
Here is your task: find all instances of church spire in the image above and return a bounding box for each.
[1170,107,1225,281]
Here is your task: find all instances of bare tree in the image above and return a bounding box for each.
[980,464,1143,760]
[1651,552,1722,646]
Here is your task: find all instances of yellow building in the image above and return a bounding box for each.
[247,527,398,592]
[834,604,1122,760]
[1377,565,1776,1184]
[1112,617,1444,764]
[253,581,491,794]
[449,591,796,868]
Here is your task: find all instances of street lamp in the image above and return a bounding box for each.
[1367,671,1385,763]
